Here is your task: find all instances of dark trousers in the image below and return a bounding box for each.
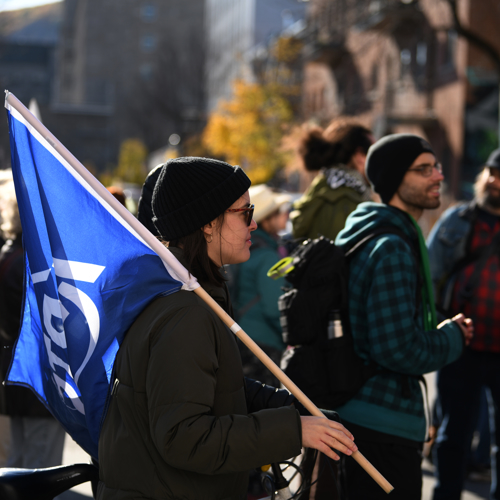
[298,448,339,500]
[339,435,422,500]
[433,349,500,500]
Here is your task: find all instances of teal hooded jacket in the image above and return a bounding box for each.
[335,202,463,442]
[232,228,286,350]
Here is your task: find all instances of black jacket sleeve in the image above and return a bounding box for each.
[245,378,295,412]
[244,378,340,422]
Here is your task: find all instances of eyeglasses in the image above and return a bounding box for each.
[407,162,443,177]
[226,204,255,226]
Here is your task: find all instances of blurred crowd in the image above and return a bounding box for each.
[0,116,499,500]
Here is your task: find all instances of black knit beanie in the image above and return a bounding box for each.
[152,157,251,241]
[366,134,435,204]
[137,163,162,236]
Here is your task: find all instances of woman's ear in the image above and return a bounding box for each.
[202,222,213,237]
[202,222,215,244]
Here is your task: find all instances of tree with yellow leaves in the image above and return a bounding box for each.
[100,138,148,186]
[203,36,302,185]
[203,80,294,184]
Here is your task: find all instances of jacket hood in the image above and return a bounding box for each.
[291,173,366,236]
[336,202,417,249]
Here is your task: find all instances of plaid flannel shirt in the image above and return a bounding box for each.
[450,213,500,352]
[336,203,463,441]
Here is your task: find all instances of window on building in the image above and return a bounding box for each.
[141,35,156,53]
[140,63,153,80]
[85,79,109,105]
[400,48,411,77]
[141,5,156,22]
[443,30,457,68]
[417,42,427,66]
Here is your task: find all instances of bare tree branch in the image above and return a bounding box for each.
[445,0,500,75]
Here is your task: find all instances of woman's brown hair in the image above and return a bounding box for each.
[168,213,226,287]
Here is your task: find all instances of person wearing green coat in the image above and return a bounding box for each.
[291,118,373,242]
[97,158,358,500]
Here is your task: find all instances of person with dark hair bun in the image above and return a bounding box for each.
[291,118,374,241]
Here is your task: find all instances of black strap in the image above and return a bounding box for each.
[345,225,418,261]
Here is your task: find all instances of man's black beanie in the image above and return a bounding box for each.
[152,157,251,241]
[366,133,435,204]
[485,148,500,169]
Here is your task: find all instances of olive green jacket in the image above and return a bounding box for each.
[97,248,302,500]
[291,169,368,241]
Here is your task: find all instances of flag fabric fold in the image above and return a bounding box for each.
[5,93,195,458]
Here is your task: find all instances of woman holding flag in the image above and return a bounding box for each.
[97,157,357,500]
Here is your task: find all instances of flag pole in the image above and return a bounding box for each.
[4,91,196,290]
[4,91,393,494]
[194,286,393,494]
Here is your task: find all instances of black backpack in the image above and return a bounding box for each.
[275,226,416,409]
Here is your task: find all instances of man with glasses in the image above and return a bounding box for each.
[428,148,500,500]
[334,134,473,499]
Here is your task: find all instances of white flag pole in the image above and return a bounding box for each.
[4,91,393,494]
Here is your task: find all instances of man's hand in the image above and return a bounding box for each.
[300,416,358,461]
[439,313,474,345]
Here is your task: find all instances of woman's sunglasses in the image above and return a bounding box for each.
[226,204,255,226]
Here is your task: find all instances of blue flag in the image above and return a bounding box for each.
[5,96,192,459]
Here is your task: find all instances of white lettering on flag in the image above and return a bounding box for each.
[53,258,105,283]
[36,259,105,415]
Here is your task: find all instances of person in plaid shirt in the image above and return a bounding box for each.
[335,134,473,500]
[427,148,500,500]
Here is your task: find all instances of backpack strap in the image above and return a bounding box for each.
[344,225,417,259]
[345,225,422,316]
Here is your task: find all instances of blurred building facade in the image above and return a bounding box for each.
[0,0,206,172]
[302,0,500,198]
[0,3,61,169]
[206,0,307,112]
[51,0,206,171]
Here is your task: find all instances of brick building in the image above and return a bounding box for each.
[302,0,500,198]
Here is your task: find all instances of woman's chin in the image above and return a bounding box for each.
[226,251,251,265]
